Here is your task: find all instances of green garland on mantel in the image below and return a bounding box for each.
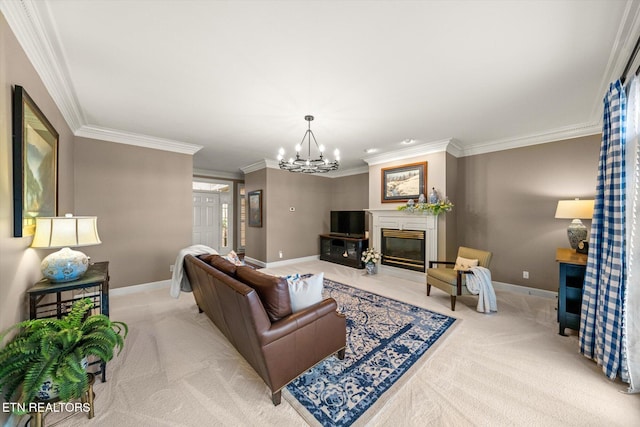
[397,200,454,216]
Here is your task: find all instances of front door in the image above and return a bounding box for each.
[192,191,220,250]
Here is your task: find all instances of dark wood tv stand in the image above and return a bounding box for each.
[319,234,368,269]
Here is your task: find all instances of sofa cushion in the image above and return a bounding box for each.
[200,254,237,276]
[287,272,324,313]
[237,266,292,322]
[427,267,461,285]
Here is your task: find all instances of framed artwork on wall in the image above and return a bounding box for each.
[12,85,59,237]
[248,189,263,227]
[381,161,427,203]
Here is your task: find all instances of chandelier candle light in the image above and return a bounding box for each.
[30,214,102,282]
[277,115,339,173]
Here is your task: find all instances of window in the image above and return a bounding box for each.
[221,203,228,248]
[238,185,246,249]
[192,182,229,192]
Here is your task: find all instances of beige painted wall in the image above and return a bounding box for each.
[265,168,332,263]
[243,169,369,264]
[367,153,447,210]
[457,134,600,291]
[244,168,267,262]
[367,151,450,258]
[445,153,459,261]
[74,138,193,288]
[330,173,369,210]
[0,13,75,333]
[0,14,75,424]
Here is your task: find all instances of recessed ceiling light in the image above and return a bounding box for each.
[365,148,378,154]
[401,139,415,145]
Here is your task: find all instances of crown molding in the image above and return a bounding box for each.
[363,138,455,166]
[460,121,601,157]
[325,165,369,178]
[193,168,244,180]
[360,120,601,163]
[0,0,614,163]
[592,0,640,122]
[1,0,85,131]
[445,139,464,157]
[76,125,202,155]
[241,159,274,174]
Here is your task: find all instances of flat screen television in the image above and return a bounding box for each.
[330,210,365,238]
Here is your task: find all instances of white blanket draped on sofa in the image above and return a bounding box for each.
[170,245,217,298]
[465,266,497,313]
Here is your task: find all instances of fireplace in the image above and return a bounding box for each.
[381,228,426,272]
[366,209,437,282]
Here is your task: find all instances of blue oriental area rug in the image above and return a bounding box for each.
[285,277,457,426]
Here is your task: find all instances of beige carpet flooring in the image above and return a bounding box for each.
[37,260,639,427]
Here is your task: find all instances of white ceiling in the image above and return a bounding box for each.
[4,0,640,176]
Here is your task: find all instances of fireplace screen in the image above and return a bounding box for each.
[381,228,426,272]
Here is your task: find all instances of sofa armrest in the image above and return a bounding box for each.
[260,298,341,345]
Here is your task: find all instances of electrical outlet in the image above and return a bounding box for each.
[523,271,529,279]
[279,250,283,259]
[170,264,174,272]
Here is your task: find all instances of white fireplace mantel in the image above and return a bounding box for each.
[365,209,438,282]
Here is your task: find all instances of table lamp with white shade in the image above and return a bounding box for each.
[555,199,595,250]
[31,214,101,283]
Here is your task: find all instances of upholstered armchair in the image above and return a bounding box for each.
[426,246,493,311]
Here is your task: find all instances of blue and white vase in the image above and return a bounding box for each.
[36,357,89,401]
[366,263,377,275]
[428,187,439,204]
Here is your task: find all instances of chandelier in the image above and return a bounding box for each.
[277,115,339,173]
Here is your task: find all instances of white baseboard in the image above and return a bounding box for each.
[110,280,170,296]
[266,255,320,268]
[106,271,557,301]
[492,281,557,299]
[244,255,321,269]
[243,256,266,268]
[368,265,558,299]
[379,267,556,299]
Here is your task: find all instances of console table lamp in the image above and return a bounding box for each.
[31,214,101,282]
[555,199,594,250]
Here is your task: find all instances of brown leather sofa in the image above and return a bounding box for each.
[183,254,346,405]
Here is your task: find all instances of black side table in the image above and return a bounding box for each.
[555,249,587,336]
[27,262,110,381]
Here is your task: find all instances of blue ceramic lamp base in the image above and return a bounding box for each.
[41,247,90,283]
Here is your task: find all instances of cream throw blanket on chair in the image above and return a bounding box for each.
[465,266,497,313]
[170,245,217,298]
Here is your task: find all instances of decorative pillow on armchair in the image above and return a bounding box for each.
[286,272,324,313]
[454,256,479,271]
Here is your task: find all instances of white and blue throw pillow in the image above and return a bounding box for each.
[285,272,324,313]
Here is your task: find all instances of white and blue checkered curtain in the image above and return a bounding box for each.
[579,80,628,382]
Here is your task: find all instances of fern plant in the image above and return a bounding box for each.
[0,298,127,409]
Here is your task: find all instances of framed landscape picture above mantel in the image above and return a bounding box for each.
[248,189,263,227]
[12,85,59,237]
[381,162,427,203]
